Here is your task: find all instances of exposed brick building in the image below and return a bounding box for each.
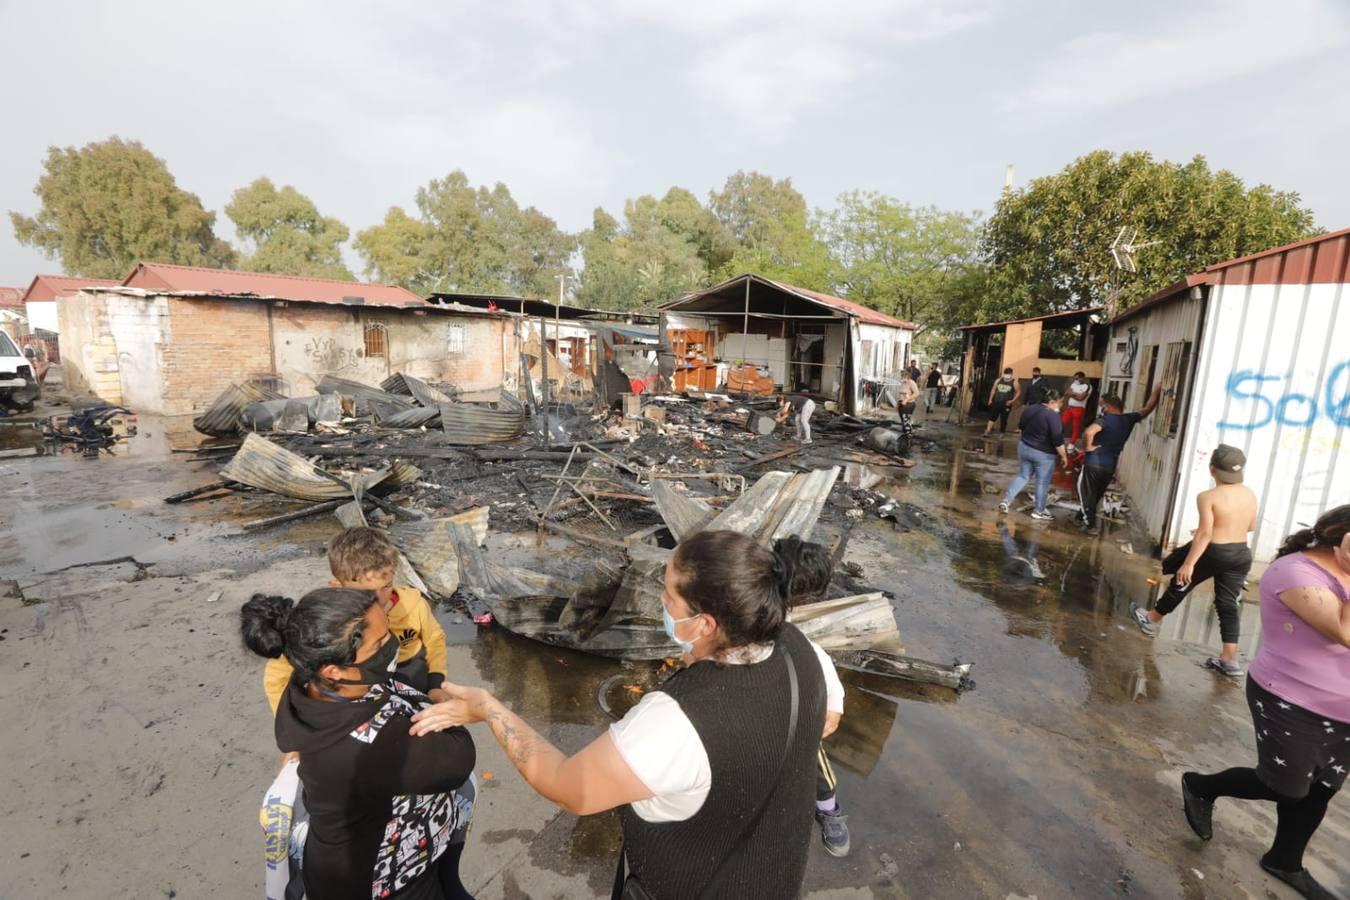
[58,263,511,416]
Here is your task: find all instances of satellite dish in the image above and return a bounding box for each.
[1110,226,1161,273]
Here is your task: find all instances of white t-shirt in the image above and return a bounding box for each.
[608,640,845,824]
[1067,380,1091,408]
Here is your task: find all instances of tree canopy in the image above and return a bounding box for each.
[10,137,235,278]
[710,171,835,291]
[982,151,1318,319]
[355,171,574,298]
[226,177,352,280]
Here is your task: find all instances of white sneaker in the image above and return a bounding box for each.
[997,502,1009,514]
[1030,510,1055,521]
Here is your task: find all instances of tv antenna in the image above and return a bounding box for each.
[1110,226,1161,273]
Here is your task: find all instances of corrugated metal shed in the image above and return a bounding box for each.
[1110,227,1350,561]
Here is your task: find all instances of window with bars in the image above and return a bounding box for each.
[1154,340,1192,438]
[447,323,465,355]
[363,321,388,358]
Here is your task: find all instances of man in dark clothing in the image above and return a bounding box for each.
[907,359,922,383]
[1024,367,1049,407]
[1076,384,1162,534]
[924,363,942,414]
[999,390,1069,520]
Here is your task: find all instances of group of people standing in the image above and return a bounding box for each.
[985,368,1348,898]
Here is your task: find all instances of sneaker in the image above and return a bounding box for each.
[1130,603,1158,637]
[1180,773,1213,841]
[1205,657,1244,679]
[1259,860,1338,900]
[997,501,1009,514]
[815,808,850,858]
[1029,510,1055,521]
[1078,521,1100,536]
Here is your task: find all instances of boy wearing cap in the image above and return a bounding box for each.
[1131,445,1258,677]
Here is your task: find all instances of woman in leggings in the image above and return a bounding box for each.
[1180,505,1350,899]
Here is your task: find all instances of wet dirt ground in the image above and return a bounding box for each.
[1,404,1346,899]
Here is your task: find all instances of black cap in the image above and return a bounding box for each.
[1211,445,1246,484]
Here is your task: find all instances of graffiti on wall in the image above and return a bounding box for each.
[306,336,361,372]
[1217,361,1350,431]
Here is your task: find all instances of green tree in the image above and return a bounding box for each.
[709,171,835,290]
[822,192,983,333]
[983,151,1318,318]
[226,177,352,279]
[10,137,235,278]
[355,171,574,297]
[575,187,730,310]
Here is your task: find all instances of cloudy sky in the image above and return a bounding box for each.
[2,0,1348,287]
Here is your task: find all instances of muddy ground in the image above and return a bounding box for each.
[1,396,1346,899]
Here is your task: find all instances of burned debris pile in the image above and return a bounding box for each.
[170,373,970,688]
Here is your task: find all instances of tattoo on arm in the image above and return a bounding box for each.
[486,704,561,774]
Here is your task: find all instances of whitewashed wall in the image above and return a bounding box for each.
[1170,281,1350,561]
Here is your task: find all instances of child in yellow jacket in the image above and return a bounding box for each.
[262,526,450,713]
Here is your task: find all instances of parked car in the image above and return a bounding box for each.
[0,330,40,411]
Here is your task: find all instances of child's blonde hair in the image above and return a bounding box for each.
[327,527,399,582]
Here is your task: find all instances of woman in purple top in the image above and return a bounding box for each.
[1180,505,1350,900]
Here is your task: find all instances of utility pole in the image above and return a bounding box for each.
[555,273,569,330]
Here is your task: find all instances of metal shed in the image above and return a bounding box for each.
[1108,227,1350,561]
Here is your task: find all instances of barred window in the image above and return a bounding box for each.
[364,322,388,358]
[447,324,465,355]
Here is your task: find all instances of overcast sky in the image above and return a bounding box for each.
[2,0,1348,288]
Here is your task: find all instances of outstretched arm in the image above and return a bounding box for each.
[1137,383,1164,419]
[410,684,652,815]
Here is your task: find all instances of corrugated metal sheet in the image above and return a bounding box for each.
[700,467,840,545]
[193,382,286,436]
[402,374,456,408]
[378,406,441,429]
[222,433,391,501]
[1110,293,1206,546]
[122,262,428,308]
[380,373,414,396]
[317,375,415,413]
[438,403,525,444]
[1170,278,1350,562]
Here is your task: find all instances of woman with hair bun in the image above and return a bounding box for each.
[410,530,846,899]
[240,588,477,900]
[1179,505,1350,900]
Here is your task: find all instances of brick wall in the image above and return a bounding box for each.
[160,298,273,415]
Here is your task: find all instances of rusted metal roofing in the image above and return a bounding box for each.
[20,274,121,303]
[438,403,526,445]
[1113,227,1350,325]
[221,433,391,502]
[193,381,286,436]
[663,273,916,330]
[317,375,415,413]
[121,262,428,308]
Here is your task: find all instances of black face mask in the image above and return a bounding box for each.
[329,633,399,686]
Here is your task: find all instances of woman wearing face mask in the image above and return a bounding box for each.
[241,588,477,900]
[1179,506,1350,900]
[409,530,844,899]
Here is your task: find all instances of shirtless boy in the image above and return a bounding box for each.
[1131,445,1258,677]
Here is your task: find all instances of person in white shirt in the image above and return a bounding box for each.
[410,530,843,899]
[1061,371,1092,446]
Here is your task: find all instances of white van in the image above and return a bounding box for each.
[0,331,39,411]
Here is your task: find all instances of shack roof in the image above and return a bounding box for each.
[662,273,916,330]
[1112,226,1350,325]
[83,285,504,318]
[122,262,428,308]
[20,274,121,303]
[959,307,1102,332]
[428,291,658,324]
[0,287,24,309]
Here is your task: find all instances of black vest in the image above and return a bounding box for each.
[619,624,827,899]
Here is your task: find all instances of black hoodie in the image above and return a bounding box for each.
[275,677,476,900]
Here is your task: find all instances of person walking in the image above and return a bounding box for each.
[1076,384,1163,535]
[924,363,942,415]
[1061,371,1092,446]
[907,359,922,384]
[1131,445,1258,677]
[241,589,478,900]
[1178,506,1350,900]
[998,389,1069,521]
[409,530,840,900]
[984,368,1020,435]
[896,370,920,441]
